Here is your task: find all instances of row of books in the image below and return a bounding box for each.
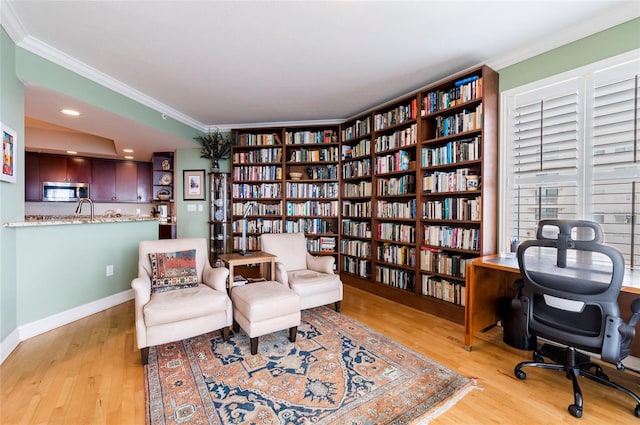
[435,105,483,138]
[285,129,336,145]
[232,183,281,199]
[343,181,372,198]
[377,243,416,267]
[374,124,417,152]
[375,150,412,174]
[288,146,340,162]
[374,99,418,131]
[341,239,372,257]
[285,182,339,198]
[420,248,470,277]
[376,199,416,219]
[423,225,479,251]
[341,139,371,159]
[421,76,483,115]
[233,235,260,251]
[421,136,481,167]
[341,219,372,238]
[306,165,338,180]
[307,236,336,252]
[377,222,416,243]
[286,200,339,216]
[375,266,415,292]
[421,276,466,306]
[342,256,371,278]
[341,200,372,218]
[232,219,282,234]
[422,196,481,221]
[233,148,282,164]
[342,158,371,179]
[236,133,280,146]
[285,218,334,234]
[377,175,416,196]
[232,165,281,181]
[232,201,282,216]
[423,168,474,193]
[342,117,372,140]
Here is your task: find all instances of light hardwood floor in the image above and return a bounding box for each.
[2,284,639,424]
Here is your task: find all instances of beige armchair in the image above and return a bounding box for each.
[260,232,342,312]
[131,238,232,364]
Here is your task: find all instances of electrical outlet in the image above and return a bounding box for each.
[106,264,114,276]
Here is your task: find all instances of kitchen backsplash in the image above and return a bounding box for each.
[25,201,155,217]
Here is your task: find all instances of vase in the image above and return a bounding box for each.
[211,159,220,172]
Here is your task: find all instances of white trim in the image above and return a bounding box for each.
[0,328,20,365]
[0,289,134,365]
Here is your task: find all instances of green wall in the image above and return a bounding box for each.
[14,220,157,324]
[0,27,24,342]
[499,18,640,91]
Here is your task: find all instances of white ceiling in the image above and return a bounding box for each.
[3,0,639,161]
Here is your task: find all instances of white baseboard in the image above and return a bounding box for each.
[0,328,20,365]
[0,289,134,365]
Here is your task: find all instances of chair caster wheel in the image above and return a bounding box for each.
[568,404,583,418]
[635,404,640,418]
[515,368,526,380]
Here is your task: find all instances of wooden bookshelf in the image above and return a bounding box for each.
[231,65,498,325]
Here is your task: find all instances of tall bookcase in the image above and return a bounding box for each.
[209,172,232,264]
[284,126,340,264]
[231,130,284,252]
[230,65,497,325]
[339,114,373,279]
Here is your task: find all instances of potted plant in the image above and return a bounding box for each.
[193,129,232,171]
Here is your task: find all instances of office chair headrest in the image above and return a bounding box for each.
[536,220,604,268]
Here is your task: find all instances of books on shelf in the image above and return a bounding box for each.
[233,275,248,286]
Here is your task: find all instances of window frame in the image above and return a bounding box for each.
[499,49,640,269]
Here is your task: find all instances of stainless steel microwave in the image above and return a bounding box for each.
[42,182,90,202]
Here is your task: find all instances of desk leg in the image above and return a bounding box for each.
[269,259,275,281]
[227,264,234,293]
[464,263,476,350]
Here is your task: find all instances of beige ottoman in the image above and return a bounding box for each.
[231,280,301,355]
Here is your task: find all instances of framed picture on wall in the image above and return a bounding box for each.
[183,169,206,200]
[1,123,17,183]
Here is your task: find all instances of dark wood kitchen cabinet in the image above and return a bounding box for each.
[92,159,152,202]
[25,153,92,201]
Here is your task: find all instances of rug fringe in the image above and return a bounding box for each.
[411,380,481,424]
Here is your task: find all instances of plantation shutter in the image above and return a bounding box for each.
[591,59,640,267]
[508,79,583,241]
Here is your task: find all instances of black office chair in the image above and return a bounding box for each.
[512,219,640,418]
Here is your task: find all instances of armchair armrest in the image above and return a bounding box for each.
[274,261,289,285]
[131,275,152,306]
[202,266,229,293]
[306,253,335,275]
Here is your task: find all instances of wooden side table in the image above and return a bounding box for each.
[218,252,276,292]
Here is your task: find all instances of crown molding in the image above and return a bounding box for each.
[211,118,345,132]
[487,3,640,71]
[0,0,27,44]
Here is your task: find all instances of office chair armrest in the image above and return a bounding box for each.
[619,298,640,339]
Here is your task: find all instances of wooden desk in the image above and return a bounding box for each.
[218,252,276,292]
[465,254,640,352]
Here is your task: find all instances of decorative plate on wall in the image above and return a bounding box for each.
[161,159,171,170]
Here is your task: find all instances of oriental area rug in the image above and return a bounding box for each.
[145,306,476,425]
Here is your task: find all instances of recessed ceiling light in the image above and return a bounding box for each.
[123,149,134,153]
[124,155,134,160]
[60,109,81,116]
[66,150,77,155]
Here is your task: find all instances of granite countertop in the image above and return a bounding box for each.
[3,214,159,227]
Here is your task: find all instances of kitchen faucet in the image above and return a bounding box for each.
[75,197,94,221]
